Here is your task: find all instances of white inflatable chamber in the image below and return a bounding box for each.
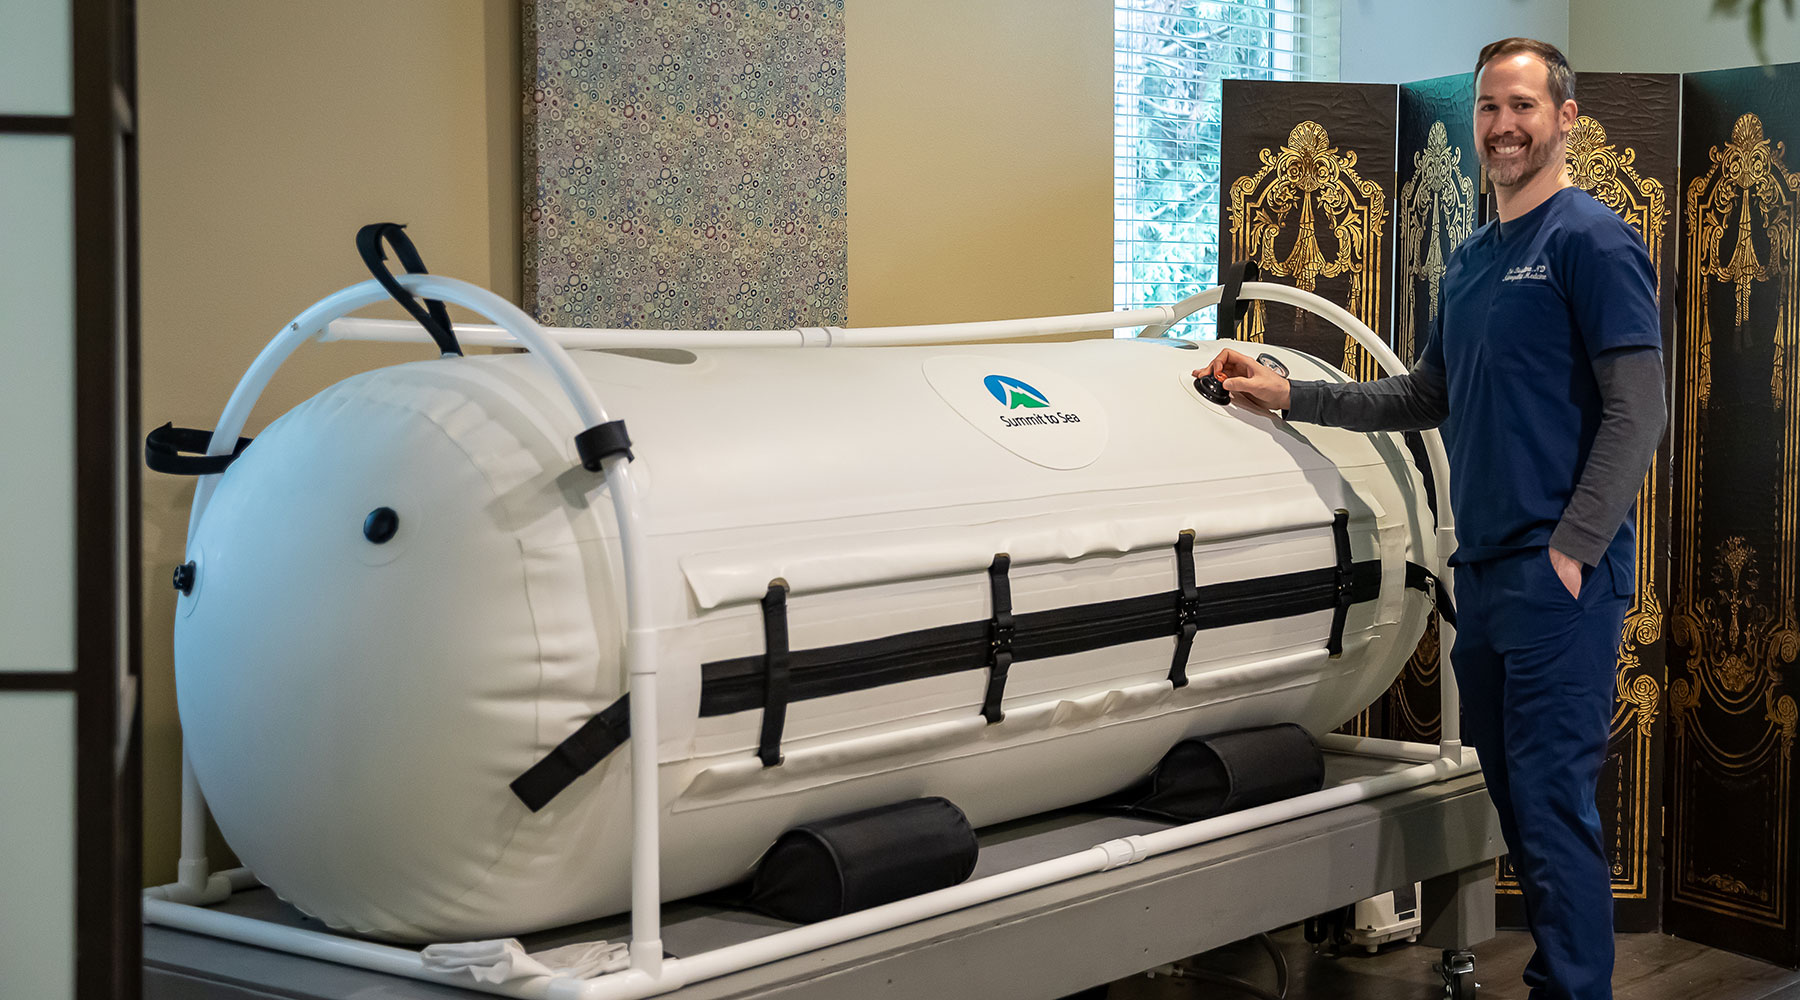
[166,279,1444,946]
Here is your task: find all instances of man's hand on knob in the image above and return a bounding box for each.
[1195,348,1291,413]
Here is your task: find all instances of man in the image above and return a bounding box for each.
[1198,39,1666,1000]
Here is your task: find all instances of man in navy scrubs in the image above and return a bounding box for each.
[1198,38,1666,1000]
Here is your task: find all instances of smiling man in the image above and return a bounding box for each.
[1197,38,1667,1000]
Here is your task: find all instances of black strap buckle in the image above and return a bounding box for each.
[757,580,791,767]
[1405,561,1458,629]
[1327,510,1353,657]
[982,554,1014,724]
[1170,530,1200,688]
[989,619,1015,659]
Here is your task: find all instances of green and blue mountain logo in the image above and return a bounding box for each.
[984,374,1050,410]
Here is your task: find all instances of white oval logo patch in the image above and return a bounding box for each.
[922,354,1109,469]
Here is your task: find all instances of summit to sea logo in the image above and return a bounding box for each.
[982,374,1082,428]
[984,374,1050,409]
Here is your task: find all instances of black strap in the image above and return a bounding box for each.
[1327,510,1354,657]
[981,555,1014,724]
[355,222,462,358]
[144,423,252,476]
[1169,531,1199,688]
[574,420,634,470]
[1216,260,1261,340]
[699,559,1383,718]
[1405,562,1458,629]
[509,694,630,812]
[513,553,1392,811]
[758,581,791,767]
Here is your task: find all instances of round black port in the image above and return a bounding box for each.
[172,561,196,595]
[1194,374,1232,405]
[364,507,400,544]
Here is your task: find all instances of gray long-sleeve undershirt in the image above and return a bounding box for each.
[1285,347,1667,566]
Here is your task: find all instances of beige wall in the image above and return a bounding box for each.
[1571,0,1800,73]
[138,0,520,883]
[846,0,1112,327]
[137,0,1111,881]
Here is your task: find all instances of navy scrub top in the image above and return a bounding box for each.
[1419,186,1662,570]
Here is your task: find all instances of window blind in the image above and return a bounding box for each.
[1115,0,1338,337]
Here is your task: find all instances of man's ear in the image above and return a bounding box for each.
[1560,99,1579,133]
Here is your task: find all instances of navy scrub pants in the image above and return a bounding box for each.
[1451,547,1632,1000]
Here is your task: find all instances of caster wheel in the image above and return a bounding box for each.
[1437,949,1478,999]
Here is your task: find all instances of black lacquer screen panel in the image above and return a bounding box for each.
[1219,80,1397,384]
[1383,72,1477,753]
[1668,62,1800,966]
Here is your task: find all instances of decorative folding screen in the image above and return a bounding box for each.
[1668,62,1800,965]
[523,0,848,330]
[1219,80,1396,383]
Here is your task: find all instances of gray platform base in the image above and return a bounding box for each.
[145,762,1501,1000]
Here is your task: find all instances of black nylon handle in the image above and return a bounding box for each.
[144,423,252,476]
[1215,259,1261,341]
[355,222,462,358]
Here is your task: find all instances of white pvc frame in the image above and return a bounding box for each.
[144,276,1468,1000]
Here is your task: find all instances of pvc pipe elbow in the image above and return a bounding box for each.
[145,868,235,906]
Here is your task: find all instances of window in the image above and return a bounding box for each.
[1114,0,1338,336]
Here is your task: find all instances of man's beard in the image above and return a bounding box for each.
[1481,132,1559,189]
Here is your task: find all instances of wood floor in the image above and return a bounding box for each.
[1094,927,1800,1000]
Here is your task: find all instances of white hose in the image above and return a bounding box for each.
[322,304,1182,350]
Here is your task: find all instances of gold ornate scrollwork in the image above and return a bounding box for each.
[1625,675,1661,741]
[1567,113,1670,706]
[1397,121,1475,361]
[1685,114,1798,405]
[1568,115,1668,272]
[1629,588,1664,646]
[1672,111,1800,927]
[1613,651,1662,742]
[1701,873,1755,895]
[1228,120,1387,380]
[1772,690,1800,761]
[1669,677,1700,741]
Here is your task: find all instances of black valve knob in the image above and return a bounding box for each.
[1194,374,1232,405]
[364,507,400,544]
[172,561,196,595]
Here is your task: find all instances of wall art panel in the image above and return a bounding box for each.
[524,0,847,330]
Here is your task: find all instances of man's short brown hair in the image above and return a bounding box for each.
[1475,37,1574,107]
